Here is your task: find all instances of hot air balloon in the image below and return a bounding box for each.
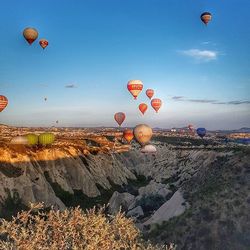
[133,124,153,146]
[141,144,157,154]
[151,98,162,113]
[127,80,143,99]
[10,136,29,145]
[23,27,38,45]
[114,112,126,126]
[123,129,134,143]
[44,97,47,101]
[139,103,148,115]
[39,38,49,49]
[38,133,55,146]
[26,133,39,146]
[146,89,154,99]
[197,128,206,138]
[200,12,212,25]
[0,95,8,112]
[56,120,59,124]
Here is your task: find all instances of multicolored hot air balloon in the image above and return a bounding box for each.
[39,39,49,49]
[38,133,55,146]
[197,128,206,138]
[23,27,38,45]
[141,144,157,154]
[133,124,153,146]
[200,12,212,25]
[146,89,154,99]
[0,95,8,112]
[151,98,162,113]
[123,129,134,143]
[139,103,148,115]
[127,80,143,99]
[114,112,126,126]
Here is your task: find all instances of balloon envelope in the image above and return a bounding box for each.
[146,89,154,99]
[139,103,148,115]
[123,129,134,143]
[197,128,206,138]
[10,136,29,145]
[39,39,49,49]
[23,27,38,45]
[151,98,162,113]
[127,80,143,99]
[39,133,55,145]
[200,12,212,25]
[0,95,8,112]
[133,124,153,146]
[141,144,157,153]
[114,112,126,126]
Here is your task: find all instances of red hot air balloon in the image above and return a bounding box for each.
[123,129,134,143]
[127,80,143,99]
[139,103,148,115]
[151,98,162,113]
[0,95,8,112]
[146,89,154,99]
[114,112,126,126]
[200,12,212,25]
[39,39,49,49]
[23,28,38,45]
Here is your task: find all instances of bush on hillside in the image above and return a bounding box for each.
[0,203,175,250]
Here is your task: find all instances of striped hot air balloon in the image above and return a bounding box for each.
[200,12,212,25]
[114,112,126,126]
[146,89,154,99]
[151,98,162,113]
[0,95,8,112]
[39,38,49,49]
[26,133,39,146]
[23,27,38,45]
[139,103,148,115]
[127,80,143,99]
[38,133,55,146]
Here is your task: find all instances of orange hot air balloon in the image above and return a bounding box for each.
[146,89,154,99]
[0,95,8,112]
[123,129,134,143]
[139,103,148,115]
[127,80,143,99]
[39,39,49,49]
[23,27,38,45]
[151,98,162,113]
[200,12,212,25]
[114,112,126,126]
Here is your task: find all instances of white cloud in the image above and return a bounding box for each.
[180,49,218,62]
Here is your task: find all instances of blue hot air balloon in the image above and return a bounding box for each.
[196,128,206,138]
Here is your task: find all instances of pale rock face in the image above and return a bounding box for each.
[108,191,135,214]
[143,190,189,226]
[126,206,144,219]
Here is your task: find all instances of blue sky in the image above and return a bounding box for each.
[0,0,249,129]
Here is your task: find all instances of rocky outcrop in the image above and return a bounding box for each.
[144,190,189,226]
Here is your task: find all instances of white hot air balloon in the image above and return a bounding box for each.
[141,144,157,154]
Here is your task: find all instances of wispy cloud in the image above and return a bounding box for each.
[171,96,250,105]
[179,49,218,62]
[65,84,77,88]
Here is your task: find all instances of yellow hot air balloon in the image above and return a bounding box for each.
[23,28,38,45]
[133,124,153,146]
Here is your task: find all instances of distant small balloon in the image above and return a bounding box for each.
[114,112,126,126]
[146,89,154,99]
[0,95,8,112]
[39,39,49,49]
[44,97,47,101]
[139,103,148,115]
[23,27,38,45]
[133,124,153,146]
[123,129,134,143]
[127,80,143,99]
[200,12,212,25]
[151,98,162,113]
